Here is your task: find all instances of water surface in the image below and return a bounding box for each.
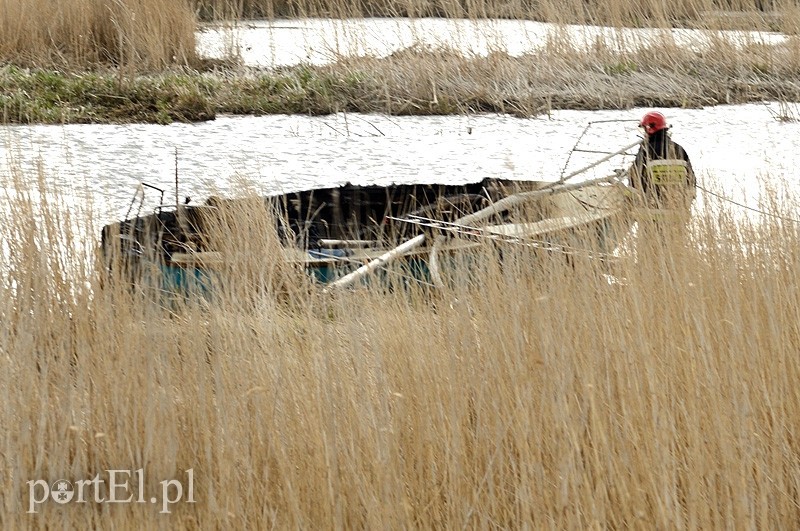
[196,18,788,68]
[2,103,797,226]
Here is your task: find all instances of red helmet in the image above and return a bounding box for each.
[639,111,668,135]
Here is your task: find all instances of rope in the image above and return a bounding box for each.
[696,184,800,224]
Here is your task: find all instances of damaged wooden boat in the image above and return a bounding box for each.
[100,175,633,292]
[99,140,639,292]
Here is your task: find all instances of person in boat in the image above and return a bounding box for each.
[628,111,696,212]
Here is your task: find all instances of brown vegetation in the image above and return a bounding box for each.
[195,0,797,30]
[3,34,800,124]
[0,0,198,69]
[2,167,800,527]
[0,0,798,120]
[0,0,799,71]
[327,38,800,115]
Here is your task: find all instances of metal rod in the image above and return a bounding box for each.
[124,183,144,221]
[175,146,180,209]
[427,170,630,287]
[442,138,639,234]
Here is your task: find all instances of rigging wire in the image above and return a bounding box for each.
[696,184,800,225]
[560,119,640,180]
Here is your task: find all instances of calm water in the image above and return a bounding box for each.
[1,103,798,226]
[1,17,797,226]
[196,18,788,68]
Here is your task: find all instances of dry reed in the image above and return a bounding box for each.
[4,33,799,124]
[2,164,800,528]
[196,0,795,30]
[0,0,798,71]
[0,0,798,121]
[322,37,800,116]
[0,0,198,69]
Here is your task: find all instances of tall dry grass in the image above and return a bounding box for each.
[195,0,790,26]
[0,0,798,70]
[2,165,800,527]
[322,38,800,115]
[0,0,198,69]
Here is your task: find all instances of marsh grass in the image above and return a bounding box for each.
[0,1,799,120]
[331,37,800,116]
[196,0,796,29]
[3,34,800,124]
[3,164,800,527]
[0,66,217,124]
[0,0,198,70]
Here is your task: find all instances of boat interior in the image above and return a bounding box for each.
[101,178,629,269]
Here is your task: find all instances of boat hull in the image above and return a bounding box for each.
[100,178,633,293]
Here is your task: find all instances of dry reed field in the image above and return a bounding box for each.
[0,0,198,69]
[2,39,799,124]
[326,39,800,116]
[3,0,800,528]
[3,0,798,69]
[2,169,800,528]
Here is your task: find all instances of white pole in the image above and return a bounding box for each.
[427,170,631,287]
[455,164,633,229]
[328,140,640,290]
[326,234,427,290]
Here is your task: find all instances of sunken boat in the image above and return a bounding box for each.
[100,174,633,291]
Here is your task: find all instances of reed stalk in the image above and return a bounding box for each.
[2,165,800,527]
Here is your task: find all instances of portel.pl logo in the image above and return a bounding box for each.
[27,469,195,514]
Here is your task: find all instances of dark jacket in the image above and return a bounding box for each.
[630,130,696,204]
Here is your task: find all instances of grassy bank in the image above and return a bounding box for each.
[2,170,800,527]
[2,36,800,124]
[1,1,799,122]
